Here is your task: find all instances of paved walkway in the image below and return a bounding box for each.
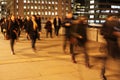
[0,32,120,80]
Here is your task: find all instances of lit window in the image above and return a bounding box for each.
[31,11,34,15]
[35,6,37,9]
[66,7,69,10]
[24,6,26,9]
[49,1,51,4]
[27,12,30,15]
[31,0,33,3]
[42,12,44,15]
[90,5,94,9]
[55,1,58,4]
[101,20,105,23]
[55,12,58,15]
[16,0,18,3]
[16,12,18,15]
[95,20,99,23]
[52,12,54,15]
[55,7,58,10]
[42,1,44,4]
[31,6,34,9]
[89,10,94,13]
[24,12,26,15]
[16,5,18,9]
[28,0,30,3]
[24,0,26,3]
[38,12,41,15]
[35,0,37,3]
[45,11,47,15]
[38,1,40,3]
[48,6,51,9]
[52,1,54,4]
[88,20,94,23]
[90,0,94,4]
[90,15,94,18]
[48,11,51,15]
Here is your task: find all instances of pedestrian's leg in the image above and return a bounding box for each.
[50,31,53,38]
[83,44,90,68]
[70,43,76,63]
[31,38,36,50]
[101,57,107,80]
[63,38,67,53]
[10,39,15,55]
[46,30,48,38]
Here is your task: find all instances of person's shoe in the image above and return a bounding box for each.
[11,51,15,55]
[86,63,91,68]
[73,60,77,63]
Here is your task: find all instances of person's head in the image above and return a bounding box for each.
[66,12,73,19]
[11,15,15,21]
[26,16,30,20]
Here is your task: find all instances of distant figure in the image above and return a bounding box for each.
[36,15,42,40]
[24,16,31,40]
[53,15,61,37]
[44,18,53,38]
[1,18,8,39]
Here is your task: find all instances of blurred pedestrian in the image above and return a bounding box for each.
[53,15,62,37]
[44,18,53,38]
[24,16,31,40]
[100,16,120,80]
[7,15,19,55]
[1,18,8,40]
[62,12,73,54]
[27,15,38,52]
[70,16,90,67]
[36,15,42,40]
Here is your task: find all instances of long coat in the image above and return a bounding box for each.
[25,19,38,39]
[8,20,19,39]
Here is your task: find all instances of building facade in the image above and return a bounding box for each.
[0,0,7,19]
[6,0,71,23]
[72,0,120,23]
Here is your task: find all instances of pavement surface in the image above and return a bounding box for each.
[0,31,120,80]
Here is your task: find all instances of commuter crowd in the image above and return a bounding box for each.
[0,13,120,80]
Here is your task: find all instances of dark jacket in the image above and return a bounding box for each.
[71,22,88,45]
[45,20,52,32]
[8,20,19,39]
[53,18,61,28]
[26,20,38,39]
[62,18,73,38]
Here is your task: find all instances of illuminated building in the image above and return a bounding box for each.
[6,0,71,22]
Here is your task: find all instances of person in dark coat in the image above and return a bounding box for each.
[27,15,38,51]
[7,15,19,55]
[100,16,120,80]
[24,16,31,40]
[62,12,73,54]
[53,15,61,36]
[44,18,53,38]
[1,18,8,39]
[36,15,42,40]
[70,16,90,67]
